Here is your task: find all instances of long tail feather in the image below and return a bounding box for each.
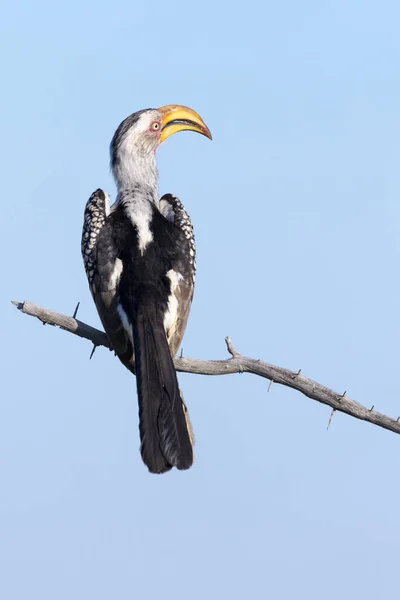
[133,305,193,474]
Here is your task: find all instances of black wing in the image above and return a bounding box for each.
[81,189,134,370]
[159,193,196,356]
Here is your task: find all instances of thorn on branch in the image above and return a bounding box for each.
[73,302,80,319]
[225,336,240,358]
[370,405,374,411]
[267,380,273,393]
[292,368,302,379]
[90,344,98,360]
[180,347,184,358]
[327,408,336,430]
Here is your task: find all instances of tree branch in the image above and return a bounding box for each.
[13,299,400,436]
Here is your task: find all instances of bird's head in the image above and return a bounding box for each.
[110,105,211,185]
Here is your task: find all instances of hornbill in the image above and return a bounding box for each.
[81,105,211,474]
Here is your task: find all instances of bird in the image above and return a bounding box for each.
[81,105,212,474]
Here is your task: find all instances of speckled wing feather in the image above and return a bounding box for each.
[82,189,134,369]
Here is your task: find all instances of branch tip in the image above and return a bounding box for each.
[225,336,240,358]
[11,300,23,310]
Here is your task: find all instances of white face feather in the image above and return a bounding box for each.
[121,110,161,155]
[112,109,161,193]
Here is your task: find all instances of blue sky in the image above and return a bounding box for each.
[1,0,400,598]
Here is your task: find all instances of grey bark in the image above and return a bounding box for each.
[13,299,400,436]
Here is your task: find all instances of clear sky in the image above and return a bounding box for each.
[1,0,400,598]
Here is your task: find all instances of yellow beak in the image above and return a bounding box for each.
[158,105,212,144]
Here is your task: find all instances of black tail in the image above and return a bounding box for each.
[132,305,193,474]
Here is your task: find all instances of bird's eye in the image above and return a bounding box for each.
[151,122,160,131]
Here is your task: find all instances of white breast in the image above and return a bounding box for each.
[126,204,153,254]
[122,195,154,254]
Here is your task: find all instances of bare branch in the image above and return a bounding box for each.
[12,300,112,349]
[13,299,400,437]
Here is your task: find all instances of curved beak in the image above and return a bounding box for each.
[158,104,212,144]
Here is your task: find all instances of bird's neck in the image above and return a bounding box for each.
[113,151,159,205]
